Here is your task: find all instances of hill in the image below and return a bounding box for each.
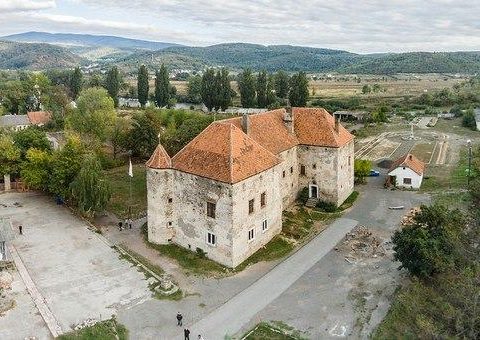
[0,41,82,70]
[1,32,182,61]
[121,43,362,72]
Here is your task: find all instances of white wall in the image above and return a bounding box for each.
[388,167,423,189]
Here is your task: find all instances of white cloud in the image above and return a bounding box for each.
[0,0,56,12]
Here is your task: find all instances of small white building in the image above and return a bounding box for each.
[388,153,425,189]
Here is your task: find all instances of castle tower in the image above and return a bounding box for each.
[146,144,175,244]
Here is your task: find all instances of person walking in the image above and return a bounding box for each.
[184,328,190,340]
[176,312,183,326]
[198,335,204,340]
[18,225,23,235]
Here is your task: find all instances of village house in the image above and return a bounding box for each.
[0,114,31,131]
[387,153,425,189]
[146,107,354,267]
[27,111,52,127]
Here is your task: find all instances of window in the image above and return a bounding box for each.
[313,163,317,169]
[403,178,412,185]
[348,156,351,166]
[262,219,268,232]
[249,199,255,214]
[167,221,173,227]
[168,198,173,203]
[260,192,266,207]
[207,232,216,246]
[290,166,293,174]
[282,170,286,178]
[300,165,306,176]
[207,202,216,218]
[248,228,255,241]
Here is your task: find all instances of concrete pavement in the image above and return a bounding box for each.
[185,218,358,339]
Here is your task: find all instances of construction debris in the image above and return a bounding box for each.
[339,226,386,263]
[0,270,15,315]
[73,318,98,331]
[401,207,421,226]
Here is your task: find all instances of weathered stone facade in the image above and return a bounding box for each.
[146,108,354,268]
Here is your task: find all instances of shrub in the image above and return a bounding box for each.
[297,187,309,204]
[316,200,337,212]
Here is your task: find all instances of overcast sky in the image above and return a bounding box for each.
[1,0,480,53]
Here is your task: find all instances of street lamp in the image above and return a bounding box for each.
[467,139,472,186]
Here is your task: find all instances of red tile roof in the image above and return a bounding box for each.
[388,153,425,175]
[147,107,353,183]
[27,111,51,125]
[171,122,280,183]
[146,144,171,169]
[293,107,354,147]
[223,109,299,154]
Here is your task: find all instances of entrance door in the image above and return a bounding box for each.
[309,184,318,198]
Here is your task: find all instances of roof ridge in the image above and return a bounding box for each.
[229,123,281,162]
[172,122,217,162]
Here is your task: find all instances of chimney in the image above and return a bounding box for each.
[242,113,250,134]
[335,117,340,133]
[284,107,294,134]
[409,154,413,160]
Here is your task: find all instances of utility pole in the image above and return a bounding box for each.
[467,139,472,186]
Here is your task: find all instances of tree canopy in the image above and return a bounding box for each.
[238,69,256,108]
[154,64,170,108]
[137,65,149,108]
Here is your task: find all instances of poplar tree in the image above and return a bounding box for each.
[70,67,83,100]
[275,71,290,99]
[105,66,120,107]
[201,68,216,111]
[137,65,149,108]
[289,71,309,107]
[217,68,232,111]
[238,69,256,108]
[256,70,268,108]
[154,64,170,108]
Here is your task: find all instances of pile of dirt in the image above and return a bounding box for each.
[338,226,386,263]
[401,207,421,226]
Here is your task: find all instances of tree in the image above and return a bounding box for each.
[48,136,84,199]
[362,84,372,94]
[0,134,21,176]
[137,65,149,108]
[216,68,232,111]
[105,66,120,107]
[155,64,170,108]
[266,74,277,107]
[111,118,130,159]
[13,127,51,158]
[238,69,256,108]
[462,107,477,130]
[20,148,52,190]
[70,153,111,216]
[354,159,371,183]
[371,106,389,123]
[275,71,290,99]
[201,68,216,111]
[289,72,309,107]
[186,75,202,104]
[127,113,159,159]
[392,204,464,279]
[256,71,268,108]
[67,87,117,142]
[70,67,83,100]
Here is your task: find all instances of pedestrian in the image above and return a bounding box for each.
[176,312,183,326]
[198,335,204,340]
[118,221,123,231]
[18,225,23,235]
[184,328,190,340]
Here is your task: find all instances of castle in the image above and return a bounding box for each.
[146,107,354,268]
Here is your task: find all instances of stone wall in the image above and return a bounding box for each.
[277,148,299,207]
[336,140,355,206]
[230,166,282,267]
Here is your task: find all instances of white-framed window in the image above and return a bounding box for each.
[262,219,268,232]
[207,232,216,246]
[248,228,255,241]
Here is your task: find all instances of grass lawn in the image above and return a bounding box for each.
[243,321,306,340]
[58,318,128,340]
[411,142,436,163]
[105,164,147,218]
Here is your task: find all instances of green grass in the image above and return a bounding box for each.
[243,321,306,340]
[235,236,294,271]
[104,164,147,219]
[58,318,128,340]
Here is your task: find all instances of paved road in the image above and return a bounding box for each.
[184,218,358,339]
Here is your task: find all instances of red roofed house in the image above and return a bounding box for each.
[387,153,425,189]
[27,111,52,126]
[146,107,354,267]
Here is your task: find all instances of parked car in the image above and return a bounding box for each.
[369,170,380,177]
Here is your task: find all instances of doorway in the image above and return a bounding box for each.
[309,184,318,198]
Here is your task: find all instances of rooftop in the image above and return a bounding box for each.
[27,111,52,125]
[0,114,31,127]
[388,153,425,176]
